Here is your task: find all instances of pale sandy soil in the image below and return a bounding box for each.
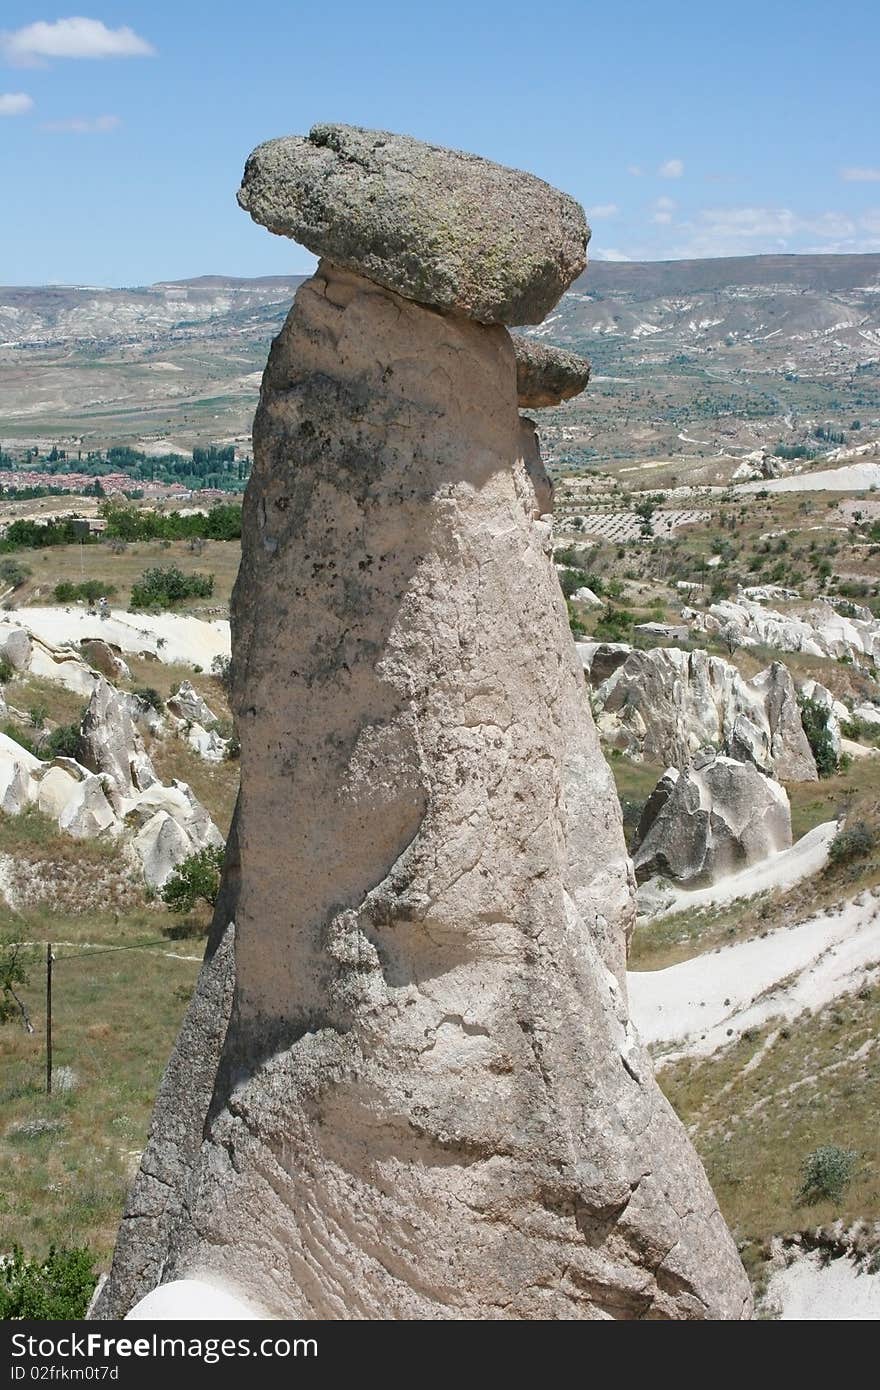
[762,1251,880,1320]
[637,822,836,919]
[738,460,880,493]
[628,891,880,1063]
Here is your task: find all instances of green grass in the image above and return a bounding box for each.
[11,538,241,614]
[0,941,199,1259]
[0,808,118,870]
[659,985,880,1262]
[2,675,87,732]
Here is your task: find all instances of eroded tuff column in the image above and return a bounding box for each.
[96,126,751,1320]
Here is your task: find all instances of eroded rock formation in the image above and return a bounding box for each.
[237,122,588,324]
[593,647,817,782]
[513,336,591,407]
[632,753,793,886]
[95,127,750,1321]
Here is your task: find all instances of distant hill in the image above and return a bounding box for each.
[3,253,879,350]
[0,276,307,348]
[535,252,880,362]
[581,252,880,297]
[1,254,877,463]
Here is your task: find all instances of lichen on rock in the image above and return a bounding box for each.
[237,123,589,325]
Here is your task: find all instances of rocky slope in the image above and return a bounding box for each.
[3,253,877,462]
[0,624,224,889]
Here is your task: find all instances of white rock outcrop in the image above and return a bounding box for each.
[632,753,793,886]
[593,647,817,781]
[0,620,102,697]
[693,595,880,665]
[167,680,216,726]
[80,678,157,803]
[0,705,220,884]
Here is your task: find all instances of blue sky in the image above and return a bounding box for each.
[1,3,879,285]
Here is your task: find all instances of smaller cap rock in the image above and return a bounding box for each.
[513,337,591,407]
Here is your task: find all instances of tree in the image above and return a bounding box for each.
[634,500,656,537]
[798,694,838,778]
[0,1245,96,1319]
[0,936,34,1031]
[210,653,232,693]
[721,623,742,657]
[161,846,225,915]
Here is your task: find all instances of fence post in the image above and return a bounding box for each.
[46,943,53,1096]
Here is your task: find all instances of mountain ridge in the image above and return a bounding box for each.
[1,253,877,462]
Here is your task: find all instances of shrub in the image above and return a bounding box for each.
[559,567,589,600]
[28,704,49,730]
[130,566,214,611]
[53,580,116,604]
[161,845,225,915]
[0,1244,96,1319]
[797,1145,857,1205]
[132,686,164,712]
[42,723,82,760]
[566,601,587,638]
[594,607,635,642]
[554,546,584,569]
[0,657,13,684]
[0,559,31,589]
[798,694,838,778]
[827,821,876,867]
[841,715,880,745]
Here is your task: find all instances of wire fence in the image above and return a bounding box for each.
[3,935,201,1093]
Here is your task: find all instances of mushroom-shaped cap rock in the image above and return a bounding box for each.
[237,123,590,326]
[513,336,591,407]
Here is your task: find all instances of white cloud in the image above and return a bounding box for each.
[591,247,631,262]
[0,91,33,115]
[650,195,676,225]
[627,164,643,176]
[41,113,121,134]
[658,158,684,179]
[588,203,619,219]
[1,18,155,65]
[671,205,880,257]
[840,166,880,183]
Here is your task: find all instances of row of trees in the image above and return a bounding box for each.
[0,444,251,493]
[0,503,243,555]
[101,501,242,543]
